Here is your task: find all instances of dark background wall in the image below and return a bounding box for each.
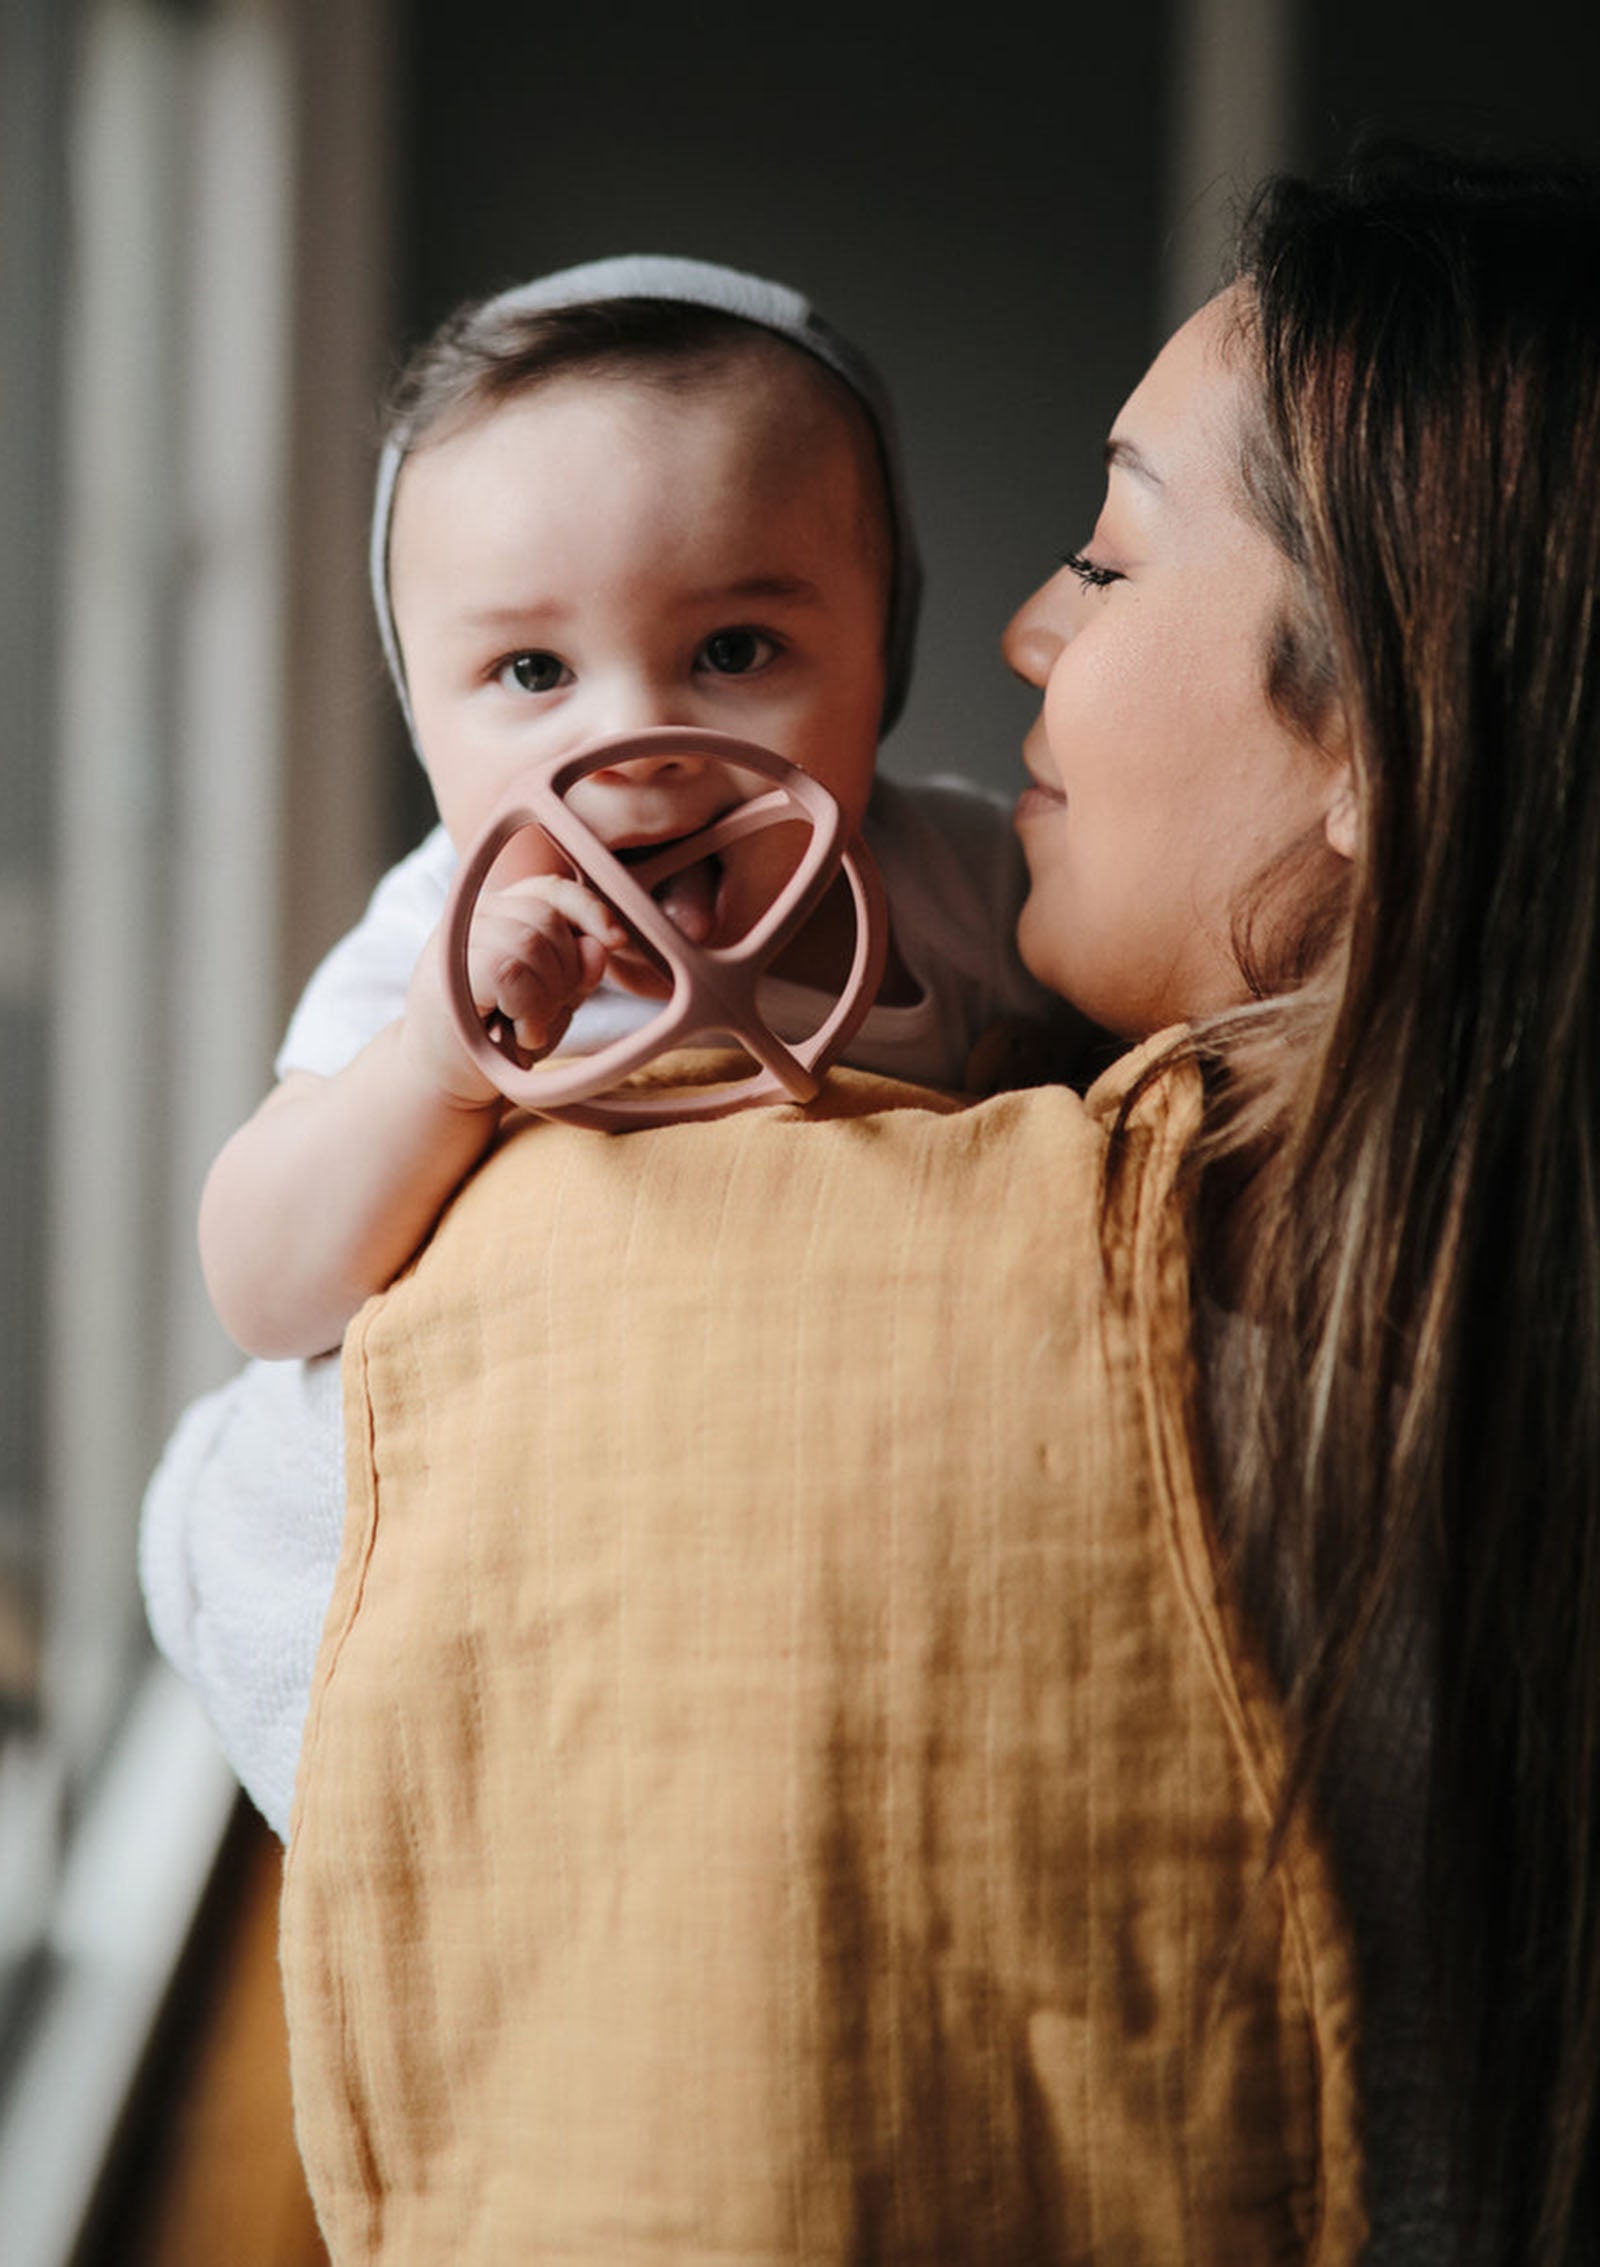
[378,0,1600,849]
[1303,0,1600,174]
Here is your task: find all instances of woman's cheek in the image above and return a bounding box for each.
[1040,622,1138,787]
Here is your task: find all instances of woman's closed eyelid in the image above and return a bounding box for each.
[1062,549,1123,590]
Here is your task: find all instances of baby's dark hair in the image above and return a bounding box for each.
[383,291,894,627]
[382,295,808,451]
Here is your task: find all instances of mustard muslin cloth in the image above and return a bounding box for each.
[281,1054,1364,2264]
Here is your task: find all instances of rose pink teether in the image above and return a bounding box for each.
[441,728,888,1129]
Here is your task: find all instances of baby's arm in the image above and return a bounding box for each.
[200,875,626,1359]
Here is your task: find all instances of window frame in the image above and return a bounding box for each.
[0,2,393,2254]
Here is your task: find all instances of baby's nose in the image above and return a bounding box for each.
[589,745,709,786]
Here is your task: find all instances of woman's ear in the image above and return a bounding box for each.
[1324,770,1358,862]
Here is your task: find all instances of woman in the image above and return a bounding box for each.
[1005,146,1600,2261]
[203,147,1599,2265]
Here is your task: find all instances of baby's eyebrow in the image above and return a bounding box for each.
[452,577,824,633]
[456,600,575,633]
[682,574,824,608]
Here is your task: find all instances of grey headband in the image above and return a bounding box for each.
[371,252,922,740]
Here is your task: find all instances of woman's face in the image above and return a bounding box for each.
[1004,291,1349,1039]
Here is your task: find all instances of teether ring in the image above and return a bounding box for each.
[442,728,888,1128]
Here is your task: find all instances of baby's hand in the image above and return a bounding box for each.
[465,875,630,1057]
[404,875,628,1105]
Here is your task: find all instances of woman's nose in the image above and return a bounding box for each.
[1001,582,1067,689]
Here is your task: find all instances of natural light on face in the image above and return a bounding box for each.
[388,362,891,880]
[1003,290,1347,1041]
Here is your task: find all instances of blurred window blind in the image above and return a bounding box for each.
[0,0,289,2082]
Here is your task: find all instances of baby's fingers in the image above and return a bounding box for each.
[490,875,628,954]
[468,899,614,1058]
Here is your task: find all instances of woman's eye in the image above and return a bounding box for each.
[499,650,568,694]
[1062,550,1122,591]
[697,627,776,676]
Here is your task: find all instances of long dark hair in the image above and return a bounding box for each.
[1194,147,1600,2261]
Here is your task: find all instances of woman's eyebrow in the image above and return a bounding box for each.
[1105,435,1163,489]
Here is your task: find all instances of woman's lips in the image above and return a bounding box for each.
[1014,780,1067,828]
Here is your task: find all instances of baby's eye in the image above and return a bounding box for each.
[1062,550,1122,591]
[498,650,569,694]
[697,627,776,676]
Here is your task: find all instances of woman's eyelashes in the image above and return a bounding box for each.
[1062,549,1123,591]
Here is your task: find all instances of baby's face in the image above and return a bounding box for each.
[389,354,890,959]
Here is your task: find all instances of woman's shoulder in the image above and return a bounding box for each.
[1080,1026,1201,1130]
[453,1038,1203,1212]
[408,1046,1203,1342]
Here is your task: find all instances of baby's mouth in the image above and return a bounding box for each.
[612,836,726,946]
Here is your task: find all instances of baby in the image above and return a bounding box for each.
[144,258,1059,1836]
[198,255,1053,1361]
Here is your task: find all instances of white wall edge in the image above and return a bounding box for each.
[1164,0,1300,332]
